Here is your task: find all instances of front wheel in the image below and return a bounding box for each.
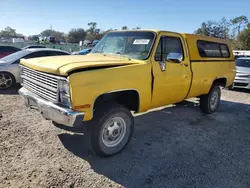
[200,85,221,114]
[86,104,134,157]
[0,72,15,90]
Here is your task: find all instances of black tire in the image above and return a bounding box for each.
[86,103,134,157]
[0,72,16,90]
[199,85,221,114]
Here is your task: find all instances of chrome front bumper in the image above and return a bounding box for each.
[18,87,84,126]
[233,77,250,89]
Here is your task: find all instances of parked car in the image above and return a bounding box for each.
[18,30,235,157]
[83,40,91,46]
[72,48,92,55]
[38,36,58,44]
[92,40,99,46]
[231,57,250,89]
[0,48,70,89]
[23,45,46,49]
[47,36,56,44]
[0,45,21,58]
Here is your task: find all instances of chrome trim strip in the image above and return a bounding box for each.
[21,75,57,92]
[20,65,67,80]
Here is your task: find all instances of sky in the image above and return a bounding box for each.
[1,0,250,36]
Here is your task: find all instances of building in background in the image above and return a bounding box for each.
[233,50,250,59]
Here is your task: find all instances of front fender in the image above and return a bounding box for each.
[68,63,152,121]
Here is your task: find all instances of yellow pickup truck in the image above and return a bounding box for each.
[18,30,236,157]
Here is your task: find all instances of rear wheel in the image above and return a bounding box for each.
[0,72,15,90]
[200,85,221,114]
[86,104,134,157]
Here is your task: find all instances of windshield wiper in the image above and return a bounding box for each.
[113,52,131,60]
[115,51,124,55]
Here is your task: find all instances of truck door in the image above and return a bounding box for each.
[151,32,192,108]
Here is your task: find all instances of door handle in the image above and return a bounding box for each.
[159,61,166,71]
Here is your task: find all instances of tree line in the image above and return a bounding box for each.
[0,17,249,50]
[0,22,140,44]
[194,15,250,50]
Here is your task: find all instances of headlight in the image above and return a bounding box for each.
[58,79,71,108]
[59,80,69,94]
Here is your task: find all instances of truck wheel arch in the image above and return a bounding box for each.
[93,89,140,114]
[212,77,227,88]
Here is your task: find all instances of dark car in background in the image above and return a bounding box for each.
[0,45,21,58]
[48,36,56,44]
[92,40,99,46]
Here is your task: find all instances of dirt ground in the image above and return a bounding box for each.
[0,86,250,188]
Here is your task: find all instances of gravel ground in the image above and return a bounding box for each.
[0,86,250,188]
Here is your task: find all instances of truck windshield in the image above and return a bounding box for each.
[235,58,250,68]
[90,31,155,60]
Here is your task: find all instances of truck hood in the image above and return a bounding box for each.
[20,54,142,76]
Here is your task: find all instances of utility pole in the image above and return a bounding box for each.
[50,24,52,36]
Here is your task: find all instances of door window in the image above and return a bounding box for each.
[155,36,184,62]
[47,51,69,56]
[24,51,49,59]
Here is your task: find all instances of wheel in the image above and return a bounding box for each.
[86,104,134,157]
[199,85,221,114]
[0,72,15,90]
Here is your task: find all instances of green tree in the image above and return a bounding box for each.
[67,28,87,43]
[0,26,17,38]
[247,23,250,29]
[218,17,231,39]
[194,18,230,39]
[121,26,128,30]
[40,29,66,40]
[28,35,39,41]
[40,29,52,37]
[85,33,95,41]
[195,21,214,36]
[237,28,250,50]
[87,22,97,34]
[52,31,66,41]
[231,15,249,36]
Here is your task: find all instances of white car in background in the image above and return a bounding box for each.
[0,48,70,90]
[232,57,250,89]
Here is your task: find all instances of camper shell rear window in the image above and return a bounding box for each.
[197,40,230,58]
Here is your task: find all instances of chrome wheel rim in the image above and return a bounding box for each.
[0,74,12,89]
[210,90,219,110]
[101,117,127,148]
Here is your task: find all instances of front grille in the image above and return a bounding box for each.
[234,83,248,87]
[238,75,249,78]
[21,66,59,102]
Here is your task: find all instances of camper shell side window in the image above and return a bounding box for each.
[197,40,230,58]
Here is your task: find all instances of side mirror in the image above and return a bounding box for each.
[166,53,183,63]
